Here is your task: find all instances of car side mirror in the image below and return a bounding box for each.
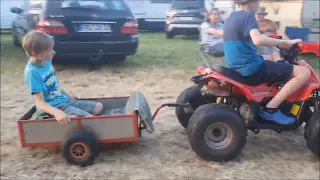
[11,7,22,14]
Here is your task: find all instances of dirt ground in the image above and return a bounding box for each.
[1,60,319,180]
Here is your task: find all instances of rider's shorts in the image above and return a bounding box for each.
[253,60,294,83]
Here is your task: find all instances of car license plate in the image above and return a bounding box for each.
[78,24,111,32]
[179,17,193,21]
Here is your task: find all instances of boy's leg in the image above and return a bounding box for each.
[258,61,311,125]
[69,100,103,116]
[56,103,93,117]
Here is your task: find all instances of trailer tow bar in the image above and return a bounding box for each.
[152,103,190,121]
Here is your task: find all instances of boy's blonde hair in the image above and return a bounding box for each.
[22,30,54,56]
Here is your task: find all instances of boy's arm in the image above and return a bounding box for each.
[25,70,69,124]
[250,29,301,48]
[33,92,70,124]
[33,92,61,116]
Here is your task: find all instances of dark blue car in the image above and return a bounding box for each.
[11,0,139,63]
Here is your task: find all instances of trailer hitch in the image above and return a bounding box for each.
[152,103,190,121]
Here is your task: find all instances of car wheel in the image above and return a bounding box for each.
[12,27,21,47]
[304,110,319,158]
[166,32,175,39]
[187,103,247,162]
[105,55,127,64]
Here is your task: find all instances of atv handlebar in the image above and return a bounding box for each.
[268,34,300,65]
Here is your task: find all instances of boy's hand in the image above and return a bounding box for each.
[54,109,71,125]
[280,39,302,49]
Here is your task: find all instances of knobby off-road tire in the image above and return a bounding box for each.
[187,103,247,162]
[175,86,207,128]
[61,129,99,166]
[166,32,175,39]
[304,110,320,158]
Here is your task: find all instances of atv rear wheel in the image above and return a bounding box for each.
[187,103,247,162]
[175,86,208,128]
[304,110,319,158]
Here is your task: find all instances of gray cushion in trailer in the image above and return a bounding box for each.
[125,91,154,133]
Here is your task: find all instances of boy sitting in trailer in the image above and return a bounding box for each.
[23,30,103,124]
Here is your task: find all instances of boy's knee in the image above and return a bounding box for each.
[92,102,103,115]
[293,66,311,81]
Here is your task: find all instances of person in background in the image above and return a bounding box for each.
[200,8,224,53]
[255,6,289,61]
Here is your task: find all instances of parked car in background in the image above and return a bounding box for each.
[165,0,211,39]
[125,0,172,31]
[1,0,24,29]
[10,0,139,63]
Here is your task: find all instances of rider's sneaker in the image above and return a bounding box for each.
[259,108,296,125]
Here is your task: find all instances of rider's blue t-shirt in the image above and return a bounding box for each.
[24,60,70,107]
[223,10,264,76]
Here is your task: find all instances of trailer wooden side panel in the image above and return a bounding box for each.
[81,116,139,142]
[21,120,77,144]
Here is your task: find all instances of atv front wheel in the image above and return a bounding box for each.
[304,110,319,158]
[187,103,247,162]
[175,86,208,128]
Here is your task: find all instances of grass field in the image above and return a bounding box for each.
[1,33,319,179]
[1,33,204,69]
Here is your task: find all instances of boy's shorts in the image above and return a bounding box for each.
[253,60,294,83]
[56,99,98,117]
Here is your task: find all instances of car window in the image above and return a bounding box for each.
[171,0,205,9]
[60,0,128,10]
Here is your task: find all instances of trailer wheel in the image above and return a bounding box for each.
[187,103,247,162]
[62,129,99,166]
[304,110,320,158]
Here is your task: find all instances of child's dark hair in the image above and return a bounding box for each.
[22,30,54,56]
[205,8,220,23]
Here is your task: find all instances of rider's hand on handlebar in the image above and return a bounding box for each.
[279,39,302,49]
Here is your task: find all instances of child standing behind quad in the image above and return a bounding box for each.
[223,0,311,125]
[23,30,103,125]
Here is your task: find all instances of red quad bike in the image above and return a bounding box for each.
[175,42,320,162]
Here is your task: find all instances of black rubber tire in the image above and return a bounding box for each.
[61,129,99,166]
[166,32,175,39]
[175,86,207,128]
[12,27,21,47]
[304,110,319,158]
[187,103,247,162]
[106,55,127,64]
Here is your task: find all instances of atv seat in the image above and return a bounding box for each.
[212,65,264,86]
